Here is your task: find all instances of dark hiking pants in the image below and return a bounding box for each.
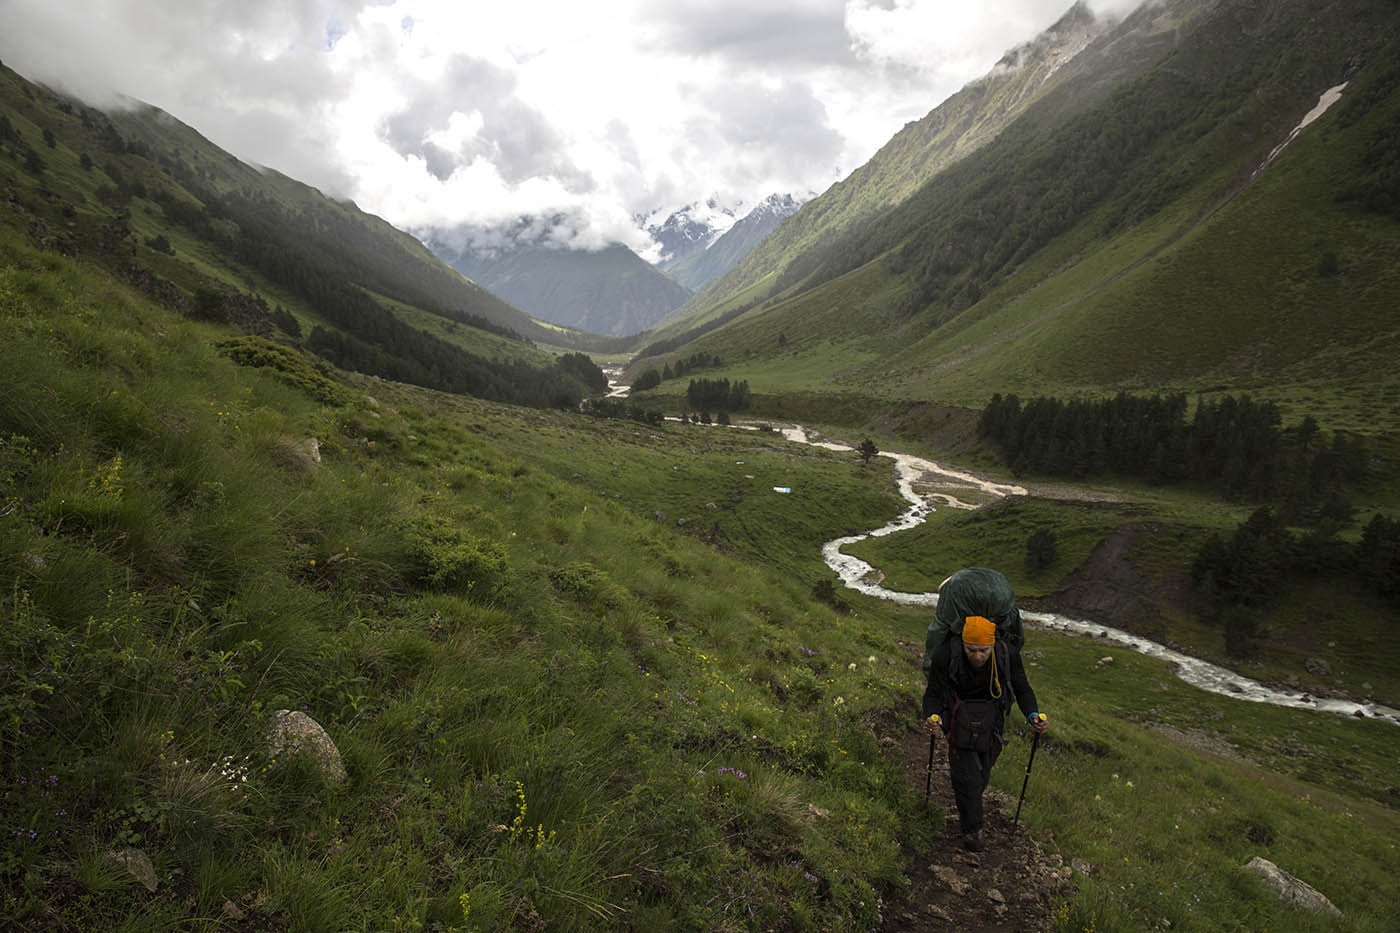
[948,745,998,834]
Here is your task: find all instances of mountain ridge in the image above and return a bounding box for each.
[0,62,626,409]
[664,0,1118,329]
[664,193,803,293]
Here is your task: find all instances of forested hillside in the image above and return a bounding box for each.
[0,63,618,409]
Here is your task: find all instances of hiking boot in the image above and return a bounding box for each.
[963,830,985,852]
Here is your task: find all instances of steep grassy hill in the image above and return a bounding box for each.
[104,102,550,344]
[647,0,1119,346]
[632,0,1400,441]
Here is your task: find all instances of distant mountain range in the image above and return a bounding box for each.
[422,194,803,337]
[649,200,734,267]
[425,234,692,338]
[664,194,802,292]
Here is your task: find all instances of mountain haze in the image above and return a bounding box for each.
[427,235,692,337]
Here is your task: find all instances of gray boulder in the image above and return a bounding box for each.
[107,847,158,891]
[267,710,346,784]
[1243,856,1341,918]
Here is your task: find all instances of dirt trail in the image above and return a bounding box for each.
[876,648,1074,932]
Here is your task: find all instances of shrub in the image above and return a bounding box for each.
[403,515,508,596]
[214,336,353,406]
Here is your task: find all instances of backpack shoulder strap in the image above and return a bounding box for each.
[996,641,1014,710]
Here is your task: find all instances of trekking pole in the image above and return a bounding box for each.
[924,732,936,803]
[1011,731,1041,831]
[923,714,941,803]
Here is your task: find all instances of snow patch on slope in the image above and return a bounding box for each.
[1254,83,1349,177]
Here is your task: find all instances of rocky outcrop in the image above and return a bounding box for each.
[1304,657,1332,677]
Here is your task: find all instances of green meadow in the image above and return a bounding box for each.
[3,222,1399,931]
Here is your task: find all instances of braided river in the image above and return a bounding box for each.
[777,426,1400,727]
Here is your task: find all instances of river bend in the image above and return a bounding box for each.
[777,426,1400,726]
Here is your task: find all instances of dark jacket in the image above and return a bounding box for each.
[922,637,1038,735]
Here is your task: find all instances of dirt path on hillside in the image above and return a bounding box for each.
[875,648,1074,932]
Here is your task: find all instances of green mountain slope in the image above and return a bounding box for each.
[5,196,1400,931]
[104,102,553,341]
[663,0,1113,332]
[0,63,620,408]
[632,0,1400,436]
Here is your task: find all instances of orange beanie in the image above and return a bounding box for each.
[962,615,997,646]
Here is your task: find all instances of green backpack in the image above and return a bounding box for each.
[921,567,1024,677]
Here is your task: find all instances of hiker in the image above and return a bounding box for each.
[922,614,1048,851]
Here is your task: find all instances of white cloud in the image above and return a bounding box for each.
[0,0,1132,252]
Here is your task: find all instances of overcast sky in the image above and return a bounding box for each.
[0,0,1139,259]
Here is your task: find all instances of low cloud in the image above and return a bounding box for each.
[0,0,1115,254]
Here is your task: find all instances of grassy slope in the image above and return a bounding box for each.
[661,2,1115,333]
[635,87,1400,439]
[4,213,1400,931]
[874,107,1400,433]
[0,221,922,930]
